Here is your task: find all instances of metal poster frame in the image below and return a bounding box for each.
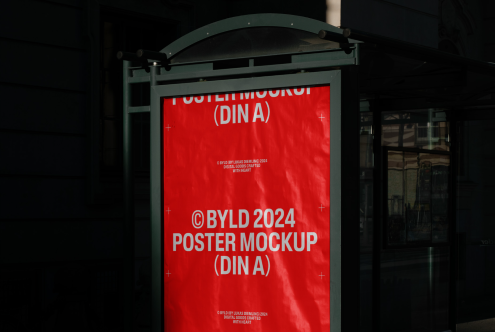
[150,70,343,332]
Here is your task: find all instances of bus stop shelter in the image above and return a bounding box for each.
[118,13,495,332]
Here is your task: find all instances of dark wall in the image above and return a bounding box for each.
[190,0,326,30]
[0,0,179,330]
[483,0,495,62]
[342,0,494,62]
[341,0,439,48]
[0,1,325,330]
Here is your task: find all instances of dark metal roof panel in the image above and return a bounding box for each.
[161,13,355,60]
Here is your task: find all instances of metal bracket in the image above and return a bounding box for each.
[117,51,150,72]
[319,29,354,54]
[137,49,171,71]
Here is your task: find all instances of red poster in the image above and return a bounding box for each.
[162,85,330,331]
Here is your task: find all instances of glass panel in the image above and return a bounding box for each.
[387,150,406,245]
[380,247,450,332]
[360,112,374,248]
[457,119,495,328]
[430,154,449,243]
[360,112,373,332]
[407,153,433,244]
[386,151,450,247]
[170,27,339,64]
[382,110,450,151]
[380,111,451,332]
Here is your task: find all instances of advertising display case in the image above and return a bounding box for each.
[118,14,362,332]
[151,72,346,332]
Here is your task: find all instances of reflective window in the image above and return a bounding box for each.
[386,151,450,247]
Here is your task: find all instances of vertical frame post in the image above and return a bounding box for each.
[328,70,343,332]
[123,61,135,331]
[149,64,162,332]
[372,104,382,332]
[449,109,458,332]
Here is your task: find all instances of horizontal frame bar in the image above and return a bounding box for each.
[155,58,355,83]
[128,75,152,84]
[152,70,340,96]
[128,106,150,114]
[385,146,451,155]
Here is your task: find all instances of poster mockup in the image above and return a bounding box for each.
[162,85,330,331]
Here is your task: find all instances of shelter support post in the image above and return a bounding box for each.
[449,109,458,332]
[123,60,135,332]
[149,64,161,332]
[372,104,382,332]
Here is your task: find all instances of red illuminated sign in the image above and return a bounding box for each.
[162,85,330,331]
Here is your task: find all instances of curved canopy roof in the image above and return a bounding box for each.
[161,14,355,64]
